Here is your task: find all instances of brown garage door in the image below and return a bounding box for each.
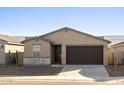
[66,46,103,64]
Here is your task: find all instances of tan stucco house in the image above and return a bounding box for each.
[0,34,24,64]
[22,27,110,65]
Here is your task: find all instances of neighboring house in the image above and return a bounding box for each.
[0,34,24,64]
[12,36,25,41]
[101,35,124,65]
[103,35,124,46]
[109,42,124,65]
[22,27,110,65]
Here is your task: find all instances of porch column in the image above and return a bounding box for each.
[61,44,66,65]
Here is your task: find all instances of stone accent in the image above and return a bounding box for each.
[24,57,51,65]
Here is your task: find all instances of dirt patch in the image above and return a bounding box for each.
[0,65,63,76]
[105,65,124,77]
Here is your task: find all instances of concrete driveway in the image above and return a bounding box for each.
[57,65,110,81]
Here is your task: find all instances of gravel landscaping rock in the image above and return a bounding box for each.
[0,65,63,76]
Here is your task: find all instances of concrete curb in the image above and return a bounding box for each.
[0,76,124,84]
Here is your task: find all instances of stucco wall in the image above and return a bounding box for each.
[5,44,24,53]
[24,39,51,58]
[108,48,114,65]
[111,46,124,64]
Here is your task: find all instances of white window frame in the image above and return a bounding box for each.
[32,44,41,57]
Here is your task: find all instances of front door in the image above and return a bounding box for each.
[52,45,61,64]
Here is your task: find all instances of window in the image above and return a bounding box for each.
[32,44,41,57]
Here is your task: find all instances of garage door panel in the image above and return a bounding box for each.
[66,46,103,64]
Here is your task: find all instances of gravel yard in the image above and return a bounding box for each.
[0,65,63,76]
[106,65,124,77]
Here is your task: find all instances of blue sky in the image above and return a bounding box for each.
[0,7,124,36]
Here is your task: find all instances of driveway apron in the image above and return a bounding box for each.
[58,65,110,81]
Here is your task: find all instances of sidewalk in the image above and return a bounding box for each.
[0,75,124,84]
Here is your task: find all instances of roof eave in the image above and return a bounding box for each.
[5,42,24,46]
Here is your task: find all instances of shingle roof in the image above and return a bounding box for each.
[12,36,25,41]
[0,34,19,42]
[111,41,124,47]
[0,34,22,44]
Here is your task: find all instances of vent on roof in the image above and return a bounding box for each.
[65,30,68,32]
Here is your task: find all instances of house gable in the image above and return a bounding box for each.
[41,27,110,45]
